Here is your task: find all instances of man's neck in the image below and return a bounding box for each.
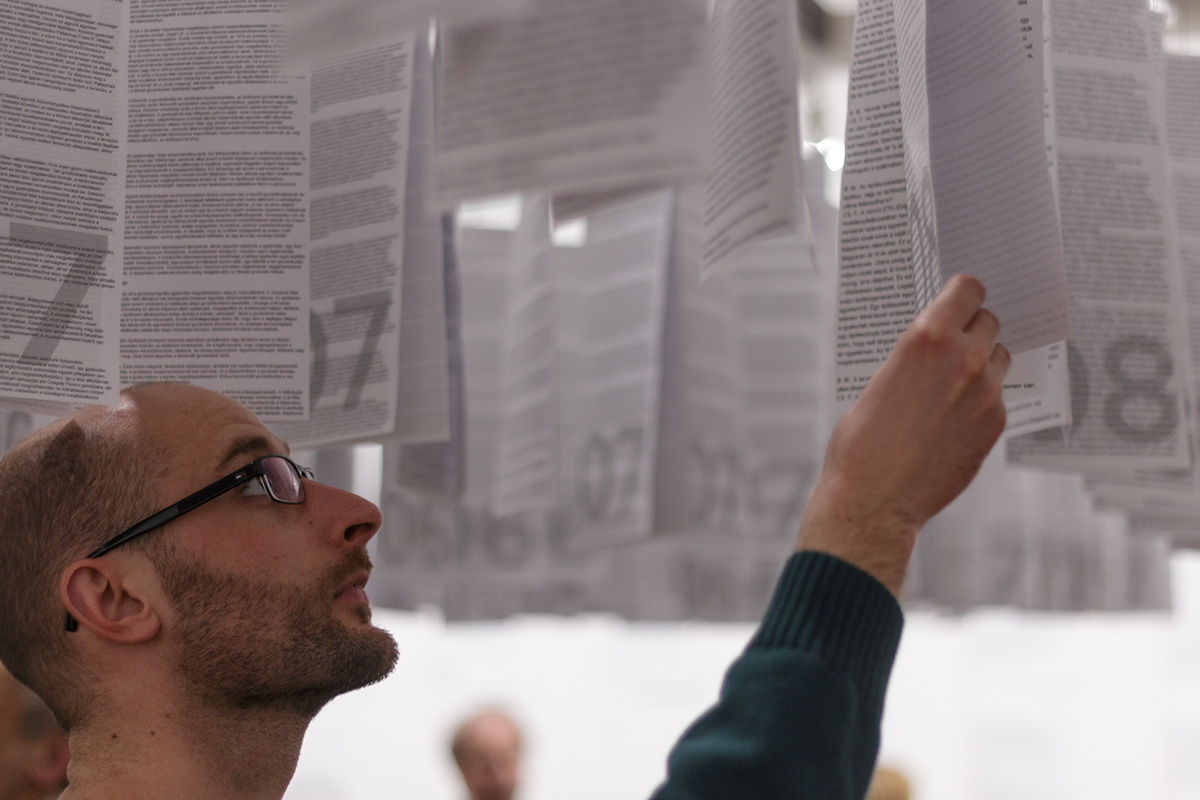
[61,697,310,800]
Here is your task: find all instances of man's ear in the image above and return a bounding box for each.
[60,558,161,643]
[28,731,70,793]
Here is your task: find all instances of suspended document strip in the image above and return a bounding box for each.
[835,0,1071,412]
[0,0,123,408]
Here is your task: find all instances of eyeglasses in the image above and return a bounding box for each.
[64,455,314,632]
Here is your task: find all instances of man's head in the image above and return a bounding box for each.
[450,709,522,800]
[0,664,69,800]
[0,384,398,730]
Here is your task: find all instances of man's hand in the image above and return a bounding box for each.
[799,275,1011,596]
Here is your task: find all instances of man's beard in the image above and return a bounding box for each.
[158,548,399,717]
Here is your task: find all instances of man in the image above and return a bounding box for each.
[0,381,396,799]
[450,709,522,800]
[0,275,1007,799]
[0,665,69,800]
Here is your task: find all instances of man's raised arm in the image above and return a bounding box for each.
[653,275,1010,800]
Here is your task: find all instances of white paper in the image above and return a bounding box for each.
[556,192,673,547]
[598,533,786,621]
[908,448,1035,609]
[1079,54,1200,509]
[727,158,837,542]
[492,197,558,515]
[1163,54,1200,490]
[119,1,310,421]
[372,493,609,619]
[894,0,1070,352]
[550,184,665,226]
[0,397,73,419]
[433,0,710,208]
[1007,0,1194,473]
[550,0,805,273]
[908,448,1163,611]
[388,215,465,498]
[457,226,516,510]
[1070,53,1200,510]
[1004,340,1072,437]
[372,218,611,619]
[1003,346,1048,401]
[0,408,58,456]
[389,35,451,444]
[0,0,123,406]
[1166,55,1200,411]
[274,36,418,445]
[652,188,746,536]
[701,0,803,269]
[284,0,531,67]
[834,0,916,410]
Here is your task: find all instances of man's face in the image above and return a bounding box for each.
[457,715,521,800]
[119,385,398,715]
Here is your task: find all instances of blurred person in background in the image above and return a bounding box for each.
[451,709,522,800]
[0,664,69,800]
[866,767,911,800]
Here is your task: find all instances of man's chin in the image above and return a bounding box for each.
[342,623,400,687]
[284,626,398,714]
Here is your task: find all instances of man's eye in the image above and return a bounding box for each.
[241,477,269,497]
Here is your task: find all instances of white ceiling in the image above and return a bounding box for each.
[812,0,857,16]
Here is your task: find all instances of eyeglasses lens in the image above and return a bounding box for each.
[262,456,304,503]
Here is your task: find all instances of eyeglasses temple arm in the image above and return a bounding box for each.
[65,465,264,632]
[85,468,256,560]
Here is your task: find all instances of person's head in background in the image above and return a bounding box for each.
[450,709,522,800]
[867,766,911,800]
[0,664,69,800]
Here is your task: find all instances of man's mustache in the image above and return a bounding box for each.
[323,548,374,596]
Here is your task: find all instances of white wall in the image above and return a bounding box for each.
[287,553,1200,800]
[286,613,752,800]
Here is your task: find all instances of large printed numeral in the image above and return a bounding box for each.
[309,290,392,409]
[1027,337,1179,444]
[1102,335,1176,443]
[11,225,107,363]
[576,427,644,522]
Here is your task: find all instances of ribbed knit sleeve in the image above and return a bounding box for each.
[752,550,904,710]
[652,551,905,800]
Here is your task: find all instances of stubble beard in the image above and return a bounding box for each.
[158,548,399,718]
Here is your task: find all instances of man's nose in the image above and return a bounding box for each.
[306,480,383,547]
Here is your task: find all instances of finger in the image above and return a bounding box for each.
[985,342,1012,386]
[963,307,1001,351]
[918,274,986,333]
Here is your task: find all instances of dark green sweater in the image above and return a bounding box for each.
[652,551,905,800]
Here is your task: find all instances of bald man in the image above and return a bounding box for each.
[0,665,69,800]
[0,276,1008,799]
[0,381,395,799]
[450,710,522,800]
